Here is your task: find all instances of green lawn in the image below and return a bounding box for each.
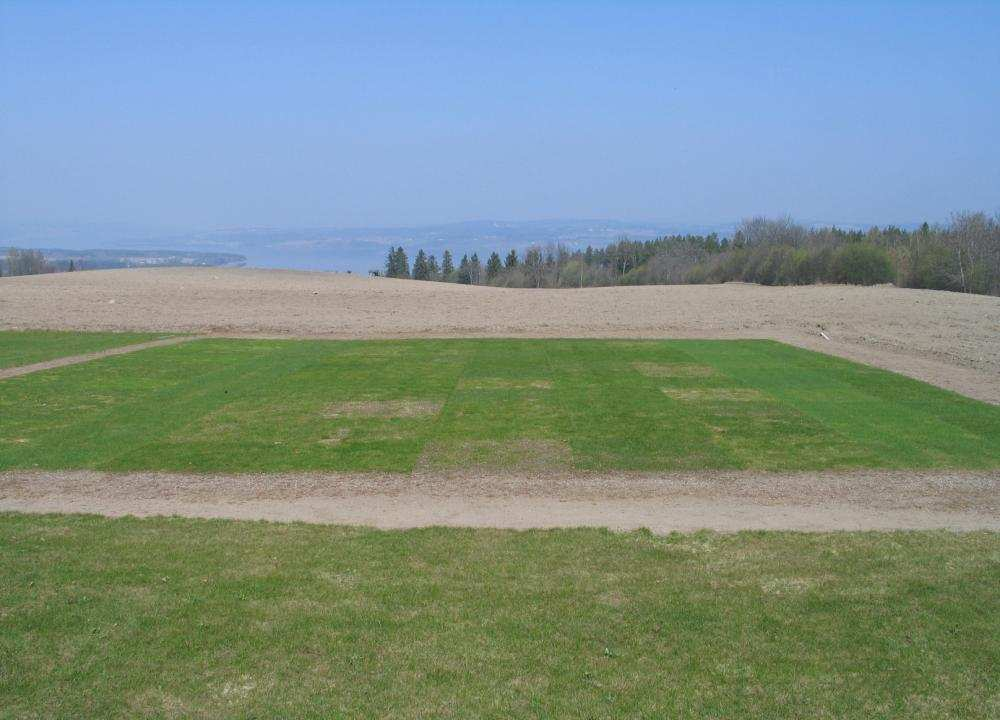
[0,330,168,369]
[0,513,997,719]
[1,335,998,472]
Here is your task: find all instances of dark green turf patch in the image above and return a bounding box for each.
[1,512,997,719]
[1,337,998,472]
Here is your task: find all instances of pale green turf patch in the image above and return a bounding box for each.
[0,335,998,472]
[0,513,997,719]
[0,330,169,369]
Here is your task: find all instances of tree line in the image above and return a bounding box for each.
[0,248,64,277]
[378,211,1000,296]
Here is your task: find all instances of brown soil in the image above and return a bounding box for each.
[0,335,202,380]
[2,469,997,532]
[2,267,997,402]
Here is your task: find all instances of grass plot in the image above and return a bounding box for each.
[1,335,998,473]
[0,513,997,719]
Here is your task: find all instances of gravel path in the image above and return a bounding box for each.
[0,335,202,380]
[3,470,997,532]
[2,267,998,402]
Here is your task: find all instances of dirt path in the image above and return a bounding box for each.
[0,335,202,380]
[3,470,997,532]
[3,268,998,402]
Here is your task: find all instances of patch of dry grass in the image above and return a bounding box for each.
[662,387,766,401]
[324,399,443,418]
[631,362,715,378]
[317,428,351,446]
[457,378,553,390]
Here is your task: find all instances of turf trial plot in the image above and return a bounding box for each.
[1,333,998,473]
[1,513,998,719]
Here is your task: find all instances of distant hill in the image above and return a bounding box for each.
[2,218,916,273]
[1,220,736,273]
[176,220,741,272]
[1,246,245,273]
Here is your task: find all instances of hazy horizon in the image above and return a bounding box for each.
[0,214,940,274]
[2,1,999,232]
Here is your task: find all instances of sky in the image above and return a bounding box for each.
[1,0,998,232]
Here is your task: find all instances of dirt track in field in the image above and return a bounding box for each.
[2,267,998,402]
[0,335,202,380]
[2,470,998,532]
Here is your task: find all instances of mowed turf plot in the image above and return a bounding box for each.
[1,333,998,472]
[0,330,168,369]
[0,335,1000,472]
[1,514,998,719]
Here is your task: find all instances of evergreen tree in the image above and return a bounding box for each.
[385,246,410,278]
[427,254,439,279]
[385,246,398,277]
[398,247,410,277]
[441,249,455,280]
[486,251,502,281]
[412,249,429,280]
[68,259,75,272]
[504,249,518,269]
[470,253,482,284]
[457,254,472,284]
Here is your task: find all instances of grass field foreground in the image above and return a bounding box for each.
[1,513,997,718]
[1,333,998,472]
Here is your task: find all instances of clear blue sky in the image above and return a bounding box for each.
[1,1,998,230]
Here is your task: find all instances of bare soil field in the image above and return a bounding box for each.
[2,469,997,532]
[2,267,998,401]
